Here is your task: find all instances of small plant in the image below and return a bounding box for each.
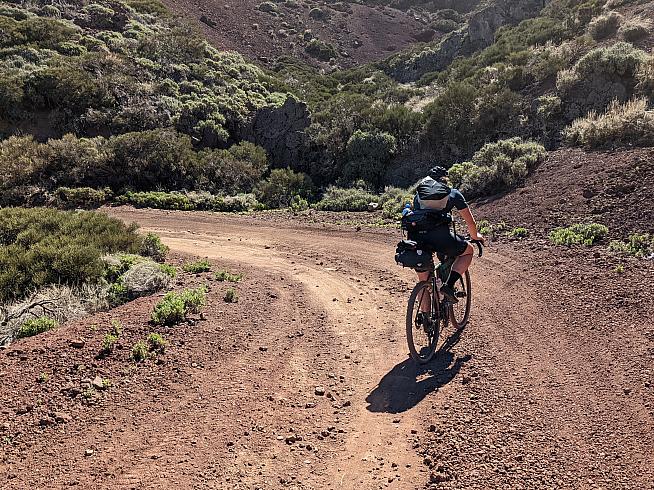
[159,264,177,278]
[37,372,49,383]
[183,259,212,273]
[614,264,625,274]
[110,320,123,336]
[102,333,119,353]
[608,233,654,257]
[510,227,529,239]
[82,388,96,401]
[147,333,167,353]
[224,287,238,303]
[549,223,608,246]
[140,232,169,262]
[215,270,244,282]
[476,220,507,240]
[102,378,112,389]
[131,340,149,362]
[151,286,207,325]
[15,317,58,339]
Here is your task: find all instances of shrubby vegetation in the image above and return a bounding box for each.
[609,233,654,257]
[151,286,207,325]
[15,317,58,339]
[564,98,654,148]
[314,186,378,212]
[0,208,142,302]
[549,223,609,246]
[448,138,546,199]
[254,168,314,209]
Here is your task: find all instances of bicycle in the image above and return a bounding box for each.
[405,239,483,364]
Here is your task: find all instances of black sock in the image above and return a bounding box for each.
[447,271,462,288]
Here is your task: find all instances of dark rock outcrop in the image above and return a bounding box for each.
[242,97,311,168]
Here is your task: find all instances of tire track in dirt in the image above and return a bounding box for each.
[123,210,432,488]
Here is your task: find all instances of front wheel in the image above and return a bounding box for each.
[406,281,440,364]
[449,270,472,329]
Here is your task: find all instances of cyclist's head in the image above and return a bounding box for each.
[428,166,448,182]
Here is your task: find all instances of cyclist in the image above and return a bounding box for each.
[408,166,484,303]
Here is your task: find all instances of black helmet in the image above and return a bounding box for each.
[428,166,448,180]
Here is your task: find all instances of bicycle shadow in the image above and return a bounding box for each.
[365,329,471,414]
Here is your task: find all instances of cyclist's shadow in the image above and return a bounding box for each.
[365,329,471,414]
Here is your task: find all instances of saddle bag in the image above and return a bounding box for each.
[401,210,451,232]
[395,240,432,271]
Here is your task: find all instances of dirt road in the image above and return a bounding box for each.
[2,208,653,489]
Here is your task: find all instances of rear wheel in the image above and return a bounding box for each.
[449,270,472,329]
[406,281,440,364]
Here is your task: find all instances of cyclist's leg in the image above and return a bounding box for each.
[451,242,474,275]
[416,270,431,313]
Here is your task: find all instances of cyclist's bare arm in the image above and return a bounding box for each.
[458,207,484,243]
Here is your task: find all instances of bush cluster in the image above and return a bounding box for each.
[255,168,314,209]
[314,186,378,212]
[0,132,271,206]
[448,138,546,199]
[549,223,609,246]
[215,270,243,282]
[609,233,654,257]
[183,259,211,273]
[15,317,58,339]
[0,208,143,302]
[564,98,654,149]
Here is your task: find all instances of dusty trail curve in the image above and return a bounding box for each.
[2,207,651,490]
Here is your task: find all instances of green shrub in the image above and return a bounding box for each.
[564,98,654,149]
[147,332,167,353]
[344,130,397,187]
[587,11,622,40]
[314,186,378,212]
[509,227,529,238]
[549,223,609,246]
[183,259,211,273]
[448,138,546,199]
[102,333,119,353]
[379,186,413,219]
[224,287,238,303]
[117,191,196,211]
[0,208,142,302]
[151,286,207,325]
[151,292,185,326]
[54,187,111,209]
[15,317,58,339]
[131,340,148,362]
[215,270,243,282]
[305,39,338,61]
[619,16,652,42]
[159,264,177,278]
[556,42,648,113]
[290,195,309,212]
[140,233,168,263]
[255,168,314,209]
[608,233,654,257]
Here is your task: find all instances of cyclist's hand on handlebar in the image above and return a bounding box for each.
[470,233,485,245]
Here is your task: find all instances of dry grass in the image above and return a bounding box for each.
[619,16,653,42]
[564,97,654,148]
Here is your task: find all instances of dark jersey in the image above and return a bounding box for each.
[413,177,468,213]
